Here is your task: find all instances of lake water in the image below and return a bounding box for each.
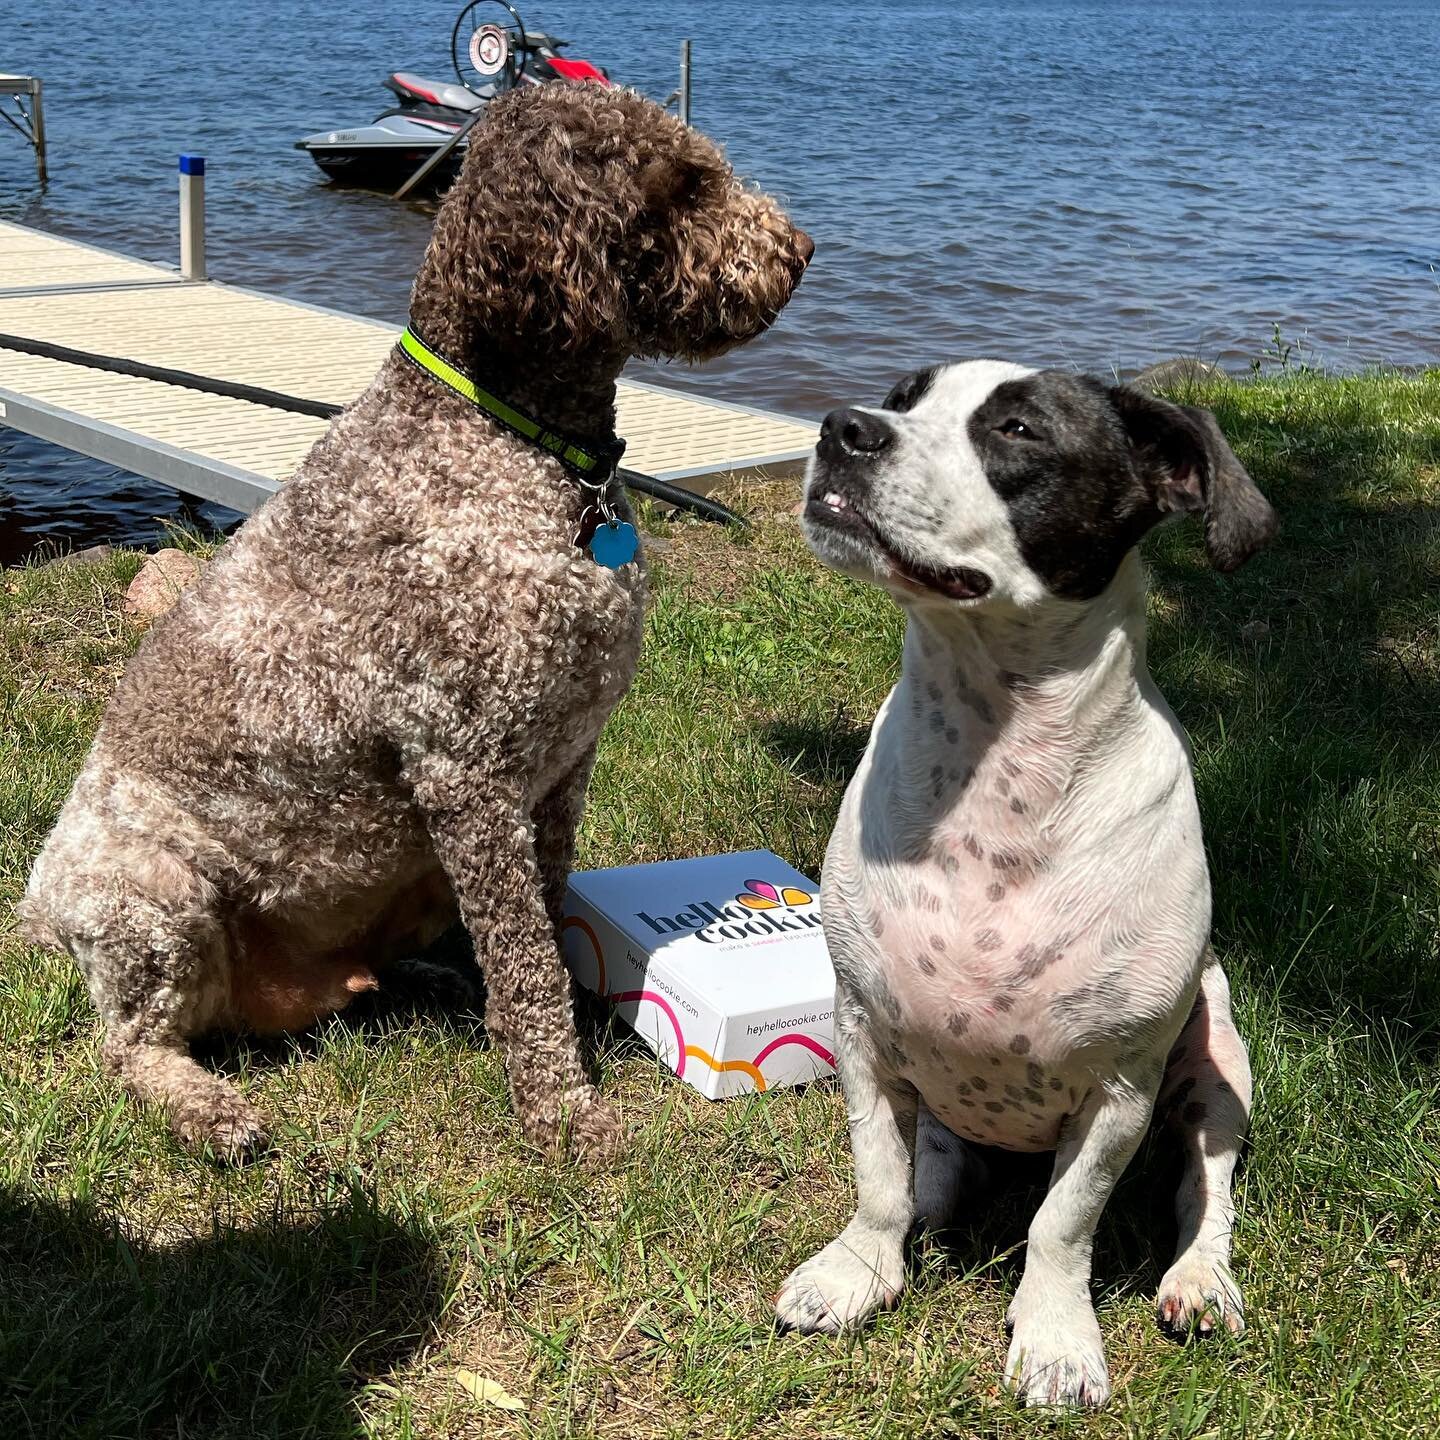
[2,0,1437,561]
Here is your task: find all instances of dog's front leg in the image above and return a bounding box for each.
[1004,1076,1155,1408]
[532,747,597,937]
[776,985,917,1332]
[406,754,620,1161]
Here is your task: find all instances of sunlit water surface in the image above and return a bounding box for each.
[2,0,1437,559]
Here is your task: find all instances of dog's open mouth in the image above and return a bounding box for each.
[806,488,991,601]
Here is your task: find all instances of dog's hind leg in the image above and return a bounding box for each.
[78,926,267,1163]
[913,1103,991,1234]
[1155,957,1252,1338]
[407,760,619,1161]
[102,1028,269,1163]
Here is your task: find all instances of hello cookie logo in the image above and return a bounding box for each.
[637,877,822,944]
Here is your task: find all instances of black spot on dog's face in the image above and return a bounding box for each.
[966,373,1155,600]
[967,371,1277,598]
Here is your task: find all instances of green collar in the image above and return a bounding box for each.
[397,326,625,484]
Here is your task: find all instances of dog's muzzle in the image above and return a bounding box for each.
[818,406,892,465]
[807,408,992,603]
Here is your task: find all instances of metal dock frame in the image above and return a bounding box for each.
[0,75,47,184]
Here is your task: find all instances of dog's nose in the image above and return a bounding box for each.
[820,407,893,461]
[795,229,815,266]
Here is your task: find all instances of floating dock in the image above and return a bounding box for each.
[0,220,816,515]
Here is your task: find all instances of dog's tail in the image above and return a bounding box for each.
[12,877,65,953]
[13,903,61,952]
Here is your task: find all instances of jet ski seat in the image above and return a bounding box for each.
[387,73,492,111]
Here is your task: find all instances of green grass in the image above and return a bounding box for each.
[2,368,1438,1438]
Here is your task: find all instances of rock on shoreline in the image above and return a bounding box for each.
[124,548,203,620]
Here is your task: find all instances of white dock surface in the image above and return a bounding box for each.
[0,221,816,512]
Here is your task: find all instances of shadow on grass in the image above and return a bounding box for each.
[1145,386,1440,1039]
[906,1134,1196,1310]
[762,717,870,788]
[0,1186,445,1440]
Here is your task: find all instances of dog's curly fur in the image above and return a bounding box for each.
[19,83,811,1162]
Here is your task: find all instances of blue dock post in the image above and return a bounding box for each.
[178,154,206,281]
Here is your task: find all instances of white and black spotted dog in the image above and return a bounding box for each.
[775,362,1277,1407]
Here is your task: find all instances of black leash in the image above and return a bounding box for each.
[0,330,748,528]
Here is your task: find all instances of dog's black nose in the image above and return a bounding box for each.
[819,407,893,461]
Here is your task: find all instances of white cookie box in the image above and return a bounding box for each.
[561,850,837,1099]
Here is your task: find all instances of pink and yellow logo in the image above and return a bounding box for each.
[735,878,813,911]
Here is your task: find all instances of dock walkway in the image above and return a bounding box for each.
[0,221,816,514]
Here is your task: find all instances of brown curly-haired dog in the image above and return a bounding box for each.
[20,83,812,1162]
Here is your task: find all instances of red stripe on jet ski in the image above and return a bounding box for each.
[396,78,440,103]
[547,56,610,85]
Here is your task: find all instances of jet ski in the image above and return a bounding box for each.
[296,1,611,192]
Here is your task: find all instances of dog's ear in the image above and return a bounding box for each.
[635,152,710,213]
[1109,384,1278,571]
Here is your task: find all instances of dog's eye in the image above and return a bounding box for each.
[997,418,1032,439]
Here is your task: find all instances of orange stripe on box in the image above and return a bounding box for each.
[684,1045,767,1092]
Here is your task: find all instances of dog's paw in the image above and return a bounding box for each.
[385,957,482,1013]
[1004,1295,1110,1408]
[1156,1255,1245,1339]
[174,1095,270,1165]
[775,1226,905,1334]
[563,1095,625,1166]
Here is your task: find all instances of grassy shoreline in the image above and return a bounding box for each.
[2,368,1438,1438]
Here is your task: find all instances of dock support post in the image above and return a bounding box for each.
[178,153,206,281]
[679,40,691,126]
[393,109,480,200]
[30,78,46,184]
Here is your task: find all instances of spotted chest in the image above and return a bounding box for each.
[830,725,1206,1152]
[858,855,1104,1151]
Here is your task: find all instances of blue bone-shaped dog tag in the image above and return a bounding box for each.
[589,520,639,569]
